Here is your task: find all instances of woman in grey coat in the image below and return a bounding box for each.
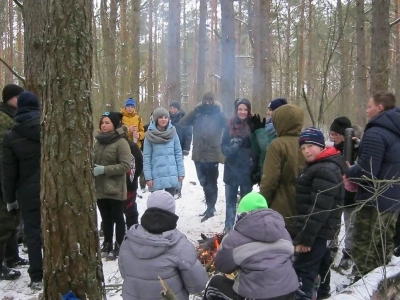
[118,190,208,300]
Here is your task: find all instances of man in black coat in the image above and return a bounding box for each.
[2,91,42,290]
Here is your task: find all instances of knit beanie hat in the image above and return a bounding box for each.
[299,127,325,148]
[125,98,136,107]
[147,190,175,213]
[237,192,268,214]
[153,108,169,123]
[102,112,122,130]
[268,98,288,111]
[17,92,40,109]
[169,100,181,111]
[329,116,351,136]
[234,98,251,113]
[2,84,24,103]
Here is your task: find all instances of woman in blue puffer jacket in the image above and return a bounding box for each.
[143,108,185,196]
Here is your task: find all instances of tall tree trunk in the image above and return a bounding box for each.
[296,0,305,105]
[41,0,105,298]
[370,0,390,93]
[23,0,46,95]
[260,0,272,106]
[394,0,400,102]
[182,0,189,108]
[167,0,181,102]
[252,1,261,111]
[306,0,313,108]
[285,1,291,98]
[147,0,154,109]
[131,0,140,102]
[209,0,219,96]
[196,0,207,102]
[6,0,13,83]
[220,0,235,115]
[235,0,242,96]
[17,7,22,75]
[119,0,128,98]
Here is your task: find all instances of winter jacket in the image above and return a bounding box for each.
[347,107,400,213]
[179,102,227,162]
[259,104,305,233]
[335,141,357,207]
[254,119,277,177]
[143,122,185,191]
[2,110,41,211]
[0,103,15,183]
[126,139,143,191]
[214,209,298,299]
[118,225,208,300]
[93,126,131,200]
[120,107,145,148]
[293,147,345,247]
[221,118,255,186]
[170,110,193,152]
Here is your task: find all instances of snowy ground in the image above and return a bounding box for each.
[1,155,400,299]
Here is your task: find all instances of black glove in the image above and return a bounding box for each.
[261,117,267,128]
[182,150,189,156]
[250,114,263,132]
[230,138,242,149]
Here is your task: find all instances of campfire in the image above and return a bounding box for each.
[196,233,224,273]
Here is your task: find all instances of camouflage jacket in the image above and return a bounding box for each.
[0,103,16,182]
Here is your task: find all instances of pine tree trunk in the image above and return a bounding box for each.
[197,0,207,102]
[119,0,128,99]
[5,0,13,83]
[394,0,400,102]
[260,0,271,106]
[296,0,305,105]
[41,0,105,298]
[147,0,155,113]
[285,1,291,99]
[252,0,261,111]
[167,0,181,102]
[131,0,140,102]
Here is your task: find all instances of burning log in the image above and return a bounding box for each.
[196,233,224,275]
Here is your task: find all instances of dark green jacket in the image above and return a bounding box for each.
[0,103,16,183]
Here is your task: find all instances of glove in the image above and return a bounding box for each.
[93,164,105,176]
[261,117,267,128]
[7,201,19,214]
[230,138,242,149]
[250,114,263,132]
[182,150,189,156]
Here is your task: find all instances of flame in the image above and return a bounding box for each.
[213,237,220,250]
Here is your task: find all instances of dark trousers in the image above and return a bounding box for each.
[293,238,331,300]
[195,161,219,211]
[165,187,176,196]
[97,199,125,245]
[393,212,400,247]
[204,274,296,300]
[225,183,252,230]
[124,190,138,229]
[0,199,20,264]
[21,209,42,281]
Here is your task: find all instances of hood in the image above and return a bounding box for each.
[116,125,128,136]
[148,120,173,131]
[272,104,304,137]
[310,147,347,173]
[13,117,40,142]
[125,225,183,259]
[169,110,185,122]
[120,107,137,117]
[234,209,287,243]
[366,107,400,138]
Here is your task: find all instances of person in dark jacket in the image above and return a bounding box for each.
[346,91,400,281]
[221,98,255,232]
[204,192,298,300]
[2,91,43,290]
[169,100,193,198]
[119,190,208,300]
[0,84,27,281]
[180,92,227,222]
[293,127,345,300]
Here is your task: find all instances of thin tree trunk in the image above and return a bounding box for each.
[306,0,313,110]
[182,0,188,108]
[252,0,261,111]
[235,0,242,97]
[285,1,291,98]
[197,0,207,102]
[120,0,128,98]
[17,7,22,75]
[167,0,181,102]
[131,0,140,102]
[260,0,272,106]
[6,0,13,82]
[147,0,154,109]
[394,0,400,102]
[41,0,105,298]
[296,0,306,105]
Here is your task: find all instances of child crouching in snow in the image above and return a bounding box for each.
[118,190,208,300]
[293,127,345,300]
[204,192,298,300]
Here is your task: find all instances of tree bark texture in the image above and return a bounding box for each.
[394,0,400,102]
[260,0,272,108]
[252,0,261,111]
[196,0,207,102]
[130,0,140,102]
[167,0,181,102]
[41,0,105,299]
[370,0,390,93]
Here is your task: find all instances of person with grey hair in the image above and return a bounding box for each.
[143,108,185,196]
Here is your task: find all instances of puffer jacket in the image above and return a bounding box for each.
[259,104,305,233]
[254,118,277,177]
[118,225,208,300]
[121,107,145,148]
[214,209,298,299]
[93,126,131,200]
[0,103,15,183]
[169,110,193,152]
[347,107,400,212]
[179,102,227,162]
[293,147,345,247]
[143,122,185,191]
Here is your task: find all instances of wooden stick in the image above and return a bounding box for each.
[159,276,179,300]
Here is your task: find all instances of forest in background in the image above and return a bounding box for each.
[1,0,400,127]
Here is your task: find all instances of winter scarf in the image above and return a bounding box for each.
[229,116,250,138]
[95,131,124,145]
[14,107,40,123]
[141,207,179,234]
[145,125,176,144]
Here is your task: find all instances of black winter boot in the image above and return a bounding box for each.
[0,263,21,280]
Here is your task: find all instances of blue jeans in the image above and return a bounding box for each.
[225,184,252,231]
[195,161,219,211]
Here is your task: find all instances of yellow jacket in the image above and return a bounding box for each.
[120,108,145,148]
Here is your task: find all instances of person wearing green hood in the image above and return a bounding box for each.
[203,192,298,300]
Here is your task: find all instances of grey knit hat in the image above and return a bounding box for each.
[147,190,175,213]
[153,108,169,122]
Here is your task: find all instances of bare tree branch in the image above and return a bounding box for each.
[13,0,23,9]
[301,87,316,126]
[0,57,25,84]
[390,17,400,28]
